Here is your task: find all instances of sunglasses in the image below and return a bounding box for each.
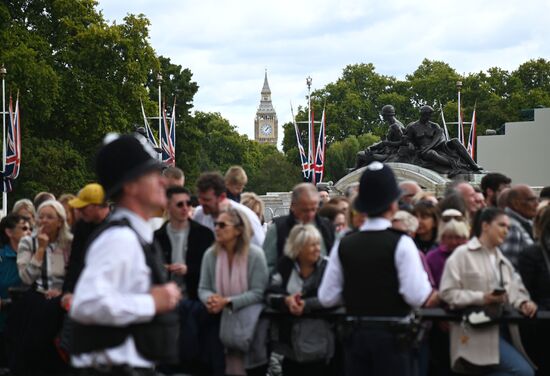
[176,200,192,208]
[442,215,465,223]
[214,221,234,229]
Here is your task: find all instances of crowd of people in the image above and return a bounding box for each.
[0,132,549,376]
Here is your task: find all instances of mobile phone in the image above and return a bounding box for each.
[492,288,506,295]
[294,294,302,304]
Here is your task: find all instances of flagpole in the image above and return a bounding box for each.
[457,80,463,145]
[1,65,6,217]
[157,72,163,161]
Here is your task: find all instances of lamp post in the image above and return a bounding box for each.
[306,76,312,126]
[157,72,163,141]
[306,76,313,183]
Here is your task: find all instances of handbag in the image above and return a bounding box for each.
[462,303,503,328]
[219,303,263,352]
[290,318,334,363]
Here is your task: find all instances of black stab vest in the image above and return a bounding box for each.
[70,219,179,364]
[338,229,410,316]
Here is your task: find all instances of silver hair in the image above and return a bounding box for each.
[283,224,321,260]
[36,199,73,248]
[291,183,319,204]
[12,199,36,217]
[436,219,470,242]
[393,210,419,234]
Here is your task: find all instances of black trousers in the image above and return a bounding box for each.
[344,327,413,376]
[282,357,330,376]
[77,366,156,376]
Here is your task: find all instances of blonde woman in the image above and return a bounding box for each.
[199,208,268,376]
[9,199,73,374]
[241,192,266,228]
[426,209,470,288]
[17,200,73,296]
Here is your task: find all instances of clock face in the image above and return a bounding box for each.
[261,124,272,136]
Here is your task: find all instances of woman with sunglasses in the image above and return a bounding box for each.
[199,208,268,376]
[0,214,32,367]
[12,198,36,229]
[440,207,536,375]
[426,209,470,288]
[9,200,73,374]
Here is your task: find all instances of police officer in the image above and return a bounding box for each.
[318,161,437,376]
[70,134,182,375]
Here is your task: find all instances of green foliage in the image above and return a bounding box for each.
[283,58,550,183]
[246,146,301,195]
[3,1,550,200]
[324,134,379,182]
[11,137,91,205]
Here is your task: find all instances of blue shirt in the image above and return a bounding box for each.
[0,243,22,331]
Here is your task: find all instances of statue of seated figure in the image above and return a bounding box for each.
[404,105,482,174]
[355,105,405,168]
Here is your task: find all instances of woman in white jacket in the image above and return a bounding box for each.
[440,207,536,375]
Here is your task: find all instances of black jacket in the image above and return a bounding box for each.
[266,256,328,313]
[273,213,335,261]
[518,242,550,310]
[154,219,214,300]
[63,219,105,293]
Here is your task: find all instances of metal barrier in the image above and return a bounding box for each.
[262,307,550,322]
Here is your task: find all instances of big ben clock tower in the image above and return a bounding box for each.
[254,70,278,145]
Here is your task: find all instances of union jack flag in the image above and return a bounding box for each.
[2,94,21,192]
[140,99,159,148]
[161,101,176,166]
[313,108,326,183]
[291,104,309,180]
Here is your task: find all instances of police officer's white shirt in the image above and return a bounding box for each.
[318,217,433,309]
[193,200,266,247]
[70,208,157,368]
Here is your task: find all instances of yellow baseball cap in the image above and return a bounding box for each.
[68,183,105,209]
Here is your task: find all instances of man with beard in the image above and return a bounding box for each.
[193,172,264,247]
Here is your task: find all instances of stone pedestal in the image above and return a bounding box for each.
[334,163,457,197]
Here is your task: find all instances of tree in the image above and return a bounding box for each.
[406,59,461,109]
[0,1,197,203]
[11,137,91,204]
[247,148,301,195]
[323,133,379,182]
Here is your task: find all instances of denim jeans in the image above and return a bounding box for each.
[487,336,534,376]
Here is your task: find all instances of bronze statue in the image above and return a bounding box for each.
[405,105,482,174]
[355,105,405,167]
[354,105,483,176]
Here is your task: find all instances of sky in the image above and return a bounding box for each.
[96,0,550,145]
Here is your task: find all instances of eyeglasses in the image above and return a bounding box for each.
[176,200,192,208]
[214,221,234,229]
